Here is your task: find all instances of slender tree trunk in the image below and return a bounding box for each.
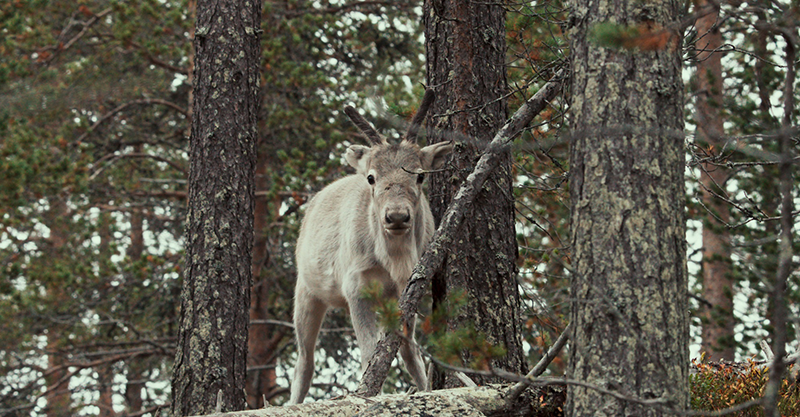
[763,37,795,417]
[96,216,117,417]
[44,198,71,417]
[246,155,286,408]
[565,0,689,415]
[170,0,261,414]
[751,12,782,350]
[423,0,526,388]
[694,0,734,361]
[96,364,116,417]
[125,363,144,413]
[125,202,145,413]
[45,336,70,417]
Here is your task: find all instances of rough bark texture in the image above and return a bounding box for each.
[694,0,734,361]
[566,0,689,415]
[423,0,526,388]
[188,384,565,417]
[170,0,261,414]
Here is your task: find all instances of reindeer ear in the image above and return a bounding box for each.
[420,141,453,170]
[345,144,370,173]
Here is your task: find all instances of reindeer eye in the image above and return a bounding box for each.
[416,173,425,184]
[367,174,375,185]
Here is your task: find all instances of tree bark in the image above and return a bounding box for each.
[566,0,689,415]
[694,0,734,361]
[170,0,261,414]
[423,0,526,388]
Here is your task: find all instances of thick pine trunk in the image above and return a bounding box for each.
[170,0,261,414]
[423,0,526,388]
[694,0,734,361]
[566,0,689,415]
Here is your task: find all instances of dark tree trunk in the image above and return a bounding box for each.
[125,146,146,414]
[423,0,526,388]
[566,0,689,415]
[694,0,734,361]
[44,199,71,417]
[246,154,286,408]
[170,0,261,414]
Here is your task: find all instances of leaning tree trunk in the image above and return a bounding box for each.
[170,0,261,414]
[566,0,689,415]
[423,0,526,388]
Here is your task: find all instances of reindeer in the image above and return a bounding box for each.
[288,91,452,404]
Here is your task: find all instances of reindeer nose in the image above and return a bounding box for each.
[385,211,411,226]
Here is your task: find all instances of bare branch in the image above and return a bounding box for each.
[73,98,188,145]
[280,0,397,18]
[39,8,113,65]
[127,40,190,75]
[89,152,187,180]
[505,322,572,405]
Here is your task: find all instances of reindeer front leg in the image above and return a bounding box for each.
[343,270,383,372]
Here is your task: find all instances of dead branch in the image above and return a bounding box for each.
[39,7,113,65]
[73,98,188,145]
[89,152,187,180]
[506,322,572,406]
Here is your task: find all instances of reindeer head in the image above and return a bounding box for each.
[344,90,453,236]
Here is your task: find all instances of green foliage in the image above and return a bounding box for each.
[423,289,507,370]
[684,0,800,357]
[360,280,401,331]
[590,22,643,48]
[0,0,796,411]
[589,21,675,52]
[690,359,800,415]
[506,0,571,377]
[1,0,430,407]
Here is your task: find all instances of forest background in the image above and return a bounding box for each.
[0,0,798,415]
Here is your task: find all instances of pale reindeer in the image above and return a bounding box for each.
[288,90,453,404]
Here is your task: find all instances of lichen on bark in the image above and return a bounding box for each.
[170,0,260,415]
[565,0,689,414]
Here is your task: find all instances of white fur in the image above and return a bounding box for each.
[288,140,452,404]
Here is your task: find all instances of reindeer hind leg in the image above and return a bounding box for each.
[399,320,428,392]
[288,286,327,405]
